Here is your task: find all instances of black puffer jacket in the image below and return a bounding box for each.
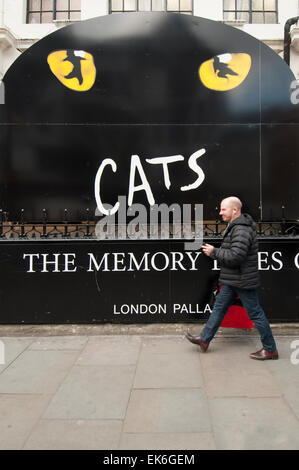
[210,213,260,289]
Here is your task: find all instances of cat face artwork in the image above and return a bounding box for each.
[1,12,298,222]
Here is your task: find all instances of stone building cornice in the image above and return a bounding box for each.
[15,37,38,52]
[0,26,16,50]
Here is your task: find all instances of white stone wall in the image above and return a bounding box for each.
[81,0,108,20]
[0,0,298,78]
[194,0,223,20]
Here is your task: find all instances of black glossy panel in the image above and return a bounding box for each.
[0,13,298,221]
[0,240,298,323]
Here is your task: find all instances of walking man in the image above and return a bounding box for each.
[186,196,279,360]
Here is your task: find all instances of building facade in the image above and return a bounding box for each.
[0,0,299,79]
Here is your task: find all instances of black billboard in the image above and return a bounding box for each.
[0,12,298,222]
[0,238,298,324]
[0,13,298,324]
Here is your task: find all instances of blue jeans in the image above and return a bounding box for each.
[200,285,277,352]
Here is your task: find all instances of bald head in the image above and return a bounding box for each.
[222,196,242,211]
[219,196,242,223]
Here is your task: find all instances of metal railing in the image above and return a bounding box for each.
[0,208,298,240]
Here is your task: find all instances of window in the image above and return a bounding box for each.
[27,0,81,24]
[223,0,278,24]
[110,0,193,15]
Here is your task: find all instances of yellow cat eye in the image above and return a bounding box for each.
[47,50,96,92]
[199,53,251,91]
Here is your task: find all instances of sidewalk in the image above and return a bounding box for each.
[0,324,299,450]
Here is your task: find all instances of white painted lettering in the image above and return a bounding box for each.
[63,253,77,272]
[180,148,206,191]
[170,252,186,271]
[95,158,120,216]
[146,155,184,189]
[186,251,201,270]
[151,252,169,271]
[87,253,110,272]
[127,252,150,271]
[258,251,270,270]
[212,259,220,271]
[271,251,283,271]
[41,253,60,272]
[112,253,126,271]
[23,253,40,273]
[128,155,155,207]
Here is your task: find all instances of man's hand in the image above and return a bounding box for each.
[202,243,214,257]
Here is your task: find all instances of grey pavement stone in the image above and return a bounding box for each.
[133,336,203,389]
[29,336,88,350]
[124,389,211,433]
[198,339,281,397]
[209,397,299,450]
[43,365,135,420]
[0,350,79,394]
[133,350,203,389]
[119,432,216,450]
[268,358,299,420]
[140,335,194,354]
[271,336,299,359]
[1,333,299,450]
[23,419,122,450]
[0,337,34,373]
[76,335,141,366]
[0,394,52,450]
[212,335,257,345]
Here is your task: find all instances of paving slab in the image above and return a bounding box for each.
[209,397,299,450]
[0,350,79,394]
[43,364,135,420]
[29,336,88,350]
[124,389,211,433]
[133,350,203,389]
[197,339,282,398]
[133,335,204,389]
[76,336,141,366]
[140,335,194,354]
[0,394,52,450]
[119,432,216,450]
[0,332,299,450]
[23,419,123,450]
[268,358,299,420]
[270,336,299,359]
[0,337,34,373]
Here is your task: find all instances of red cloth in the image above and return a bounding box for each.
[216,285,254,329]
[220,304,254,329]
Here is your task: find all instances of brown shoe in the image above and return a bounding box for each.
[185,332,209,352]
[250,348,279,361]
